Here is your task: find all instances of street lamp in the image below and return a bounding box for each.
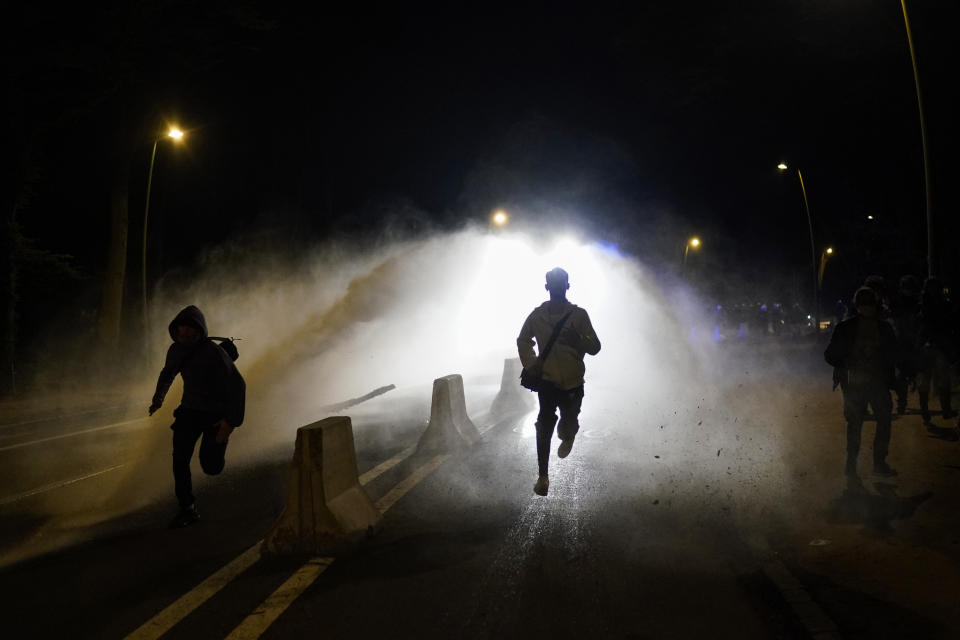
[142,126,185,335]
[777,162,819,332]
[900,0,933,277]
[818,246,834,288]
[683,236,702,266]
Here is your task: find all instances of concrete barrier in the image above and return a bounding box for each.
[416,374,481,453]
[262,416,382,555]
[490,357,537,416]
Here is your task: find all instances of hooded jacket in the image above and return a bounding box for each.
[517,299,601,391]
[152,305,246,428]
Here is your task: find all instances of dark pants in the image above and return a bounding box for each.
[535,385,584,476]
[894,352,917,411]
[917,347,952,413]
[842,381,892,466]
[171,407,227,508]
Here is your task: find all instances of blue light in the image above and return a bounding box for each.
[594,241,621,257]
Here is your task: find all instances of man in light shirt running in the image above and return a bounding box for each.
[517,267,601,496]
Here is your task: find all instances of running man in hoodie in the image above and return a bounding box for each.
[149,305,246,528]
[518,267,601,496]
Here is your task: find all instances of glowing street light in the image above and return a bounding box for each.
[777,160,819,331]
[819,246,835,287]
[491,209,509,227]
[683,235,702,266]
[143,126,186,334]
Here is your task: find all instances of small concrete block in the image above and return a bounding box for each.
[263,416,381,556]
[490,358,536,416]
[417,374,481,453]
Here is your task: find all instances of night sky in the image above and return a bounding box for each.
[6,1,960,336]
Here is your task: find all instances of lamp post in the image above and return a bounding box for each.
[142,127,184,335]
[778,162,819,332]
[900,0,934,277]
[683,236,702,267]
[818,246,834,288]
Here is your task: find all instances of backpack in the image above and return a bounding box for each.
[209,336,240,362]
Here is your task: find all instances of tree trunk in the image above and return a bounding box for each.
[97,159,130,352]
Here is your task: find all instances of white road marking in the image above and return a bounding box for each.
[225,453,451,640]
[123,543,263,640]
[0,417,151,452]
[0,464,129,507]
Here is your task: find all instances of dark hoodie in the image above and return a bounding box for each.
[152,306,246,428]
[824,313,897,390]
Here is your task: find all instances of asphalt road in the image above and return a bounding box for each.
[2,337,959,639]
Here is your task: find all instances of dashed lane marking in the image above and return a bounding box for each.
[224,453,450,640]
[0,417,150,452]
[123,543,263,640]
[0,463,129,507]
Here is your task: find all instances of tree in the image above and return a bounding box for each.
[4,2,274,390]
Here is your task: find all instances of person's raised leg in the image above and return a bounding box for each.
[198,423,228,476]
[556,386,584,459]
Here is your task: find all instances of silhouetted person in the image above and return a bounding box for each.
[825,287,898,477]
[891,275,922,414]
[518,268,601,496]
[149,305,246,528]
[863,274,892,320]
[916,277,955,422]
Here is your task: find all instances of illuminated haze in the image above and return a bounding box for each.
[12,224,798,561]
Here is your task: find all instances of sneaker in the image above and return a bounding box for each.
[873,463,898,478]
[533,475,549,496]
[557,439,574,459]
[169,504,200,529]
